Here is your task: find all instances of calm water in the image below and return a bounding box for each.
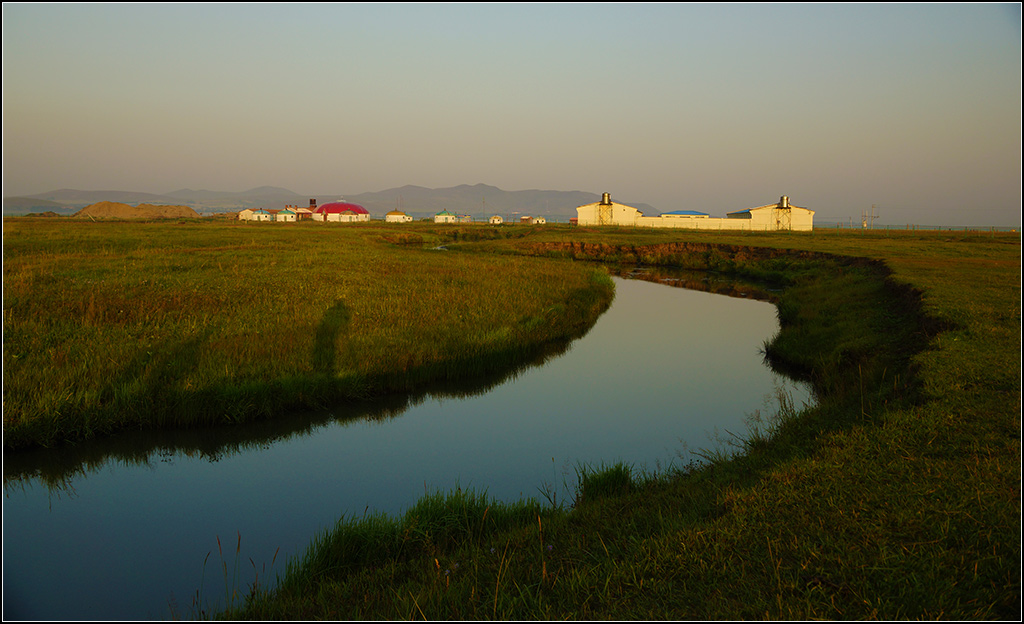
[3,273,812,620]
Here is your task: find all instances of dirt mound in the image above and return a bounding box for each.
[74,201,199,219]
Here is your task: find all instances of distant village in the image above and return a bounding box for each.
[237,198,546,225]
[239,194,814,231]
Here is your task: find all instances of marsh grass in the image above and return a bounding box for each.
[219,227,1018,620]
[4,221,1018,619]
[2,219,614,449]
[181,532,280,621]
[573,460,635,504]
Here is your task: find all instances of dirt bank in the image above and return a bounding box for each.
[74,201,199,219]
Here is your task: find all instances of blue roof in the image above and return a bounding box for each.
[663,210,709,216]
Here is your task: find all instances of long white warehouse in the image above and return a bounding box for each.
[576,194,814,231]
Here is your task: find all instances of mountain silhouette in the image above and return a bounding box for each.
[4,184,656,217]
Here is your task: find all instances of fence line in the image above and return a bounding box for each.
[818,222,1019,233]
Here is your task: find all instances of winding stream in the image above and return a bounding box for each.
[2,271,812,620]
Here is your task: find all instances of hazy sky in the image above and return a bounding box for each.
[3,3,1021,225]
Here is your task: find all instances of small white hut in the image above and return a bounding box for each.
[385,210,413,223]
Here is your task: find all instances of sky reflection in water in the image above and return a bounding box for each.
[2,276,811,621]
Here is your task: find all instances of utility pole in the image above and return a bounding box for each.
[862,204,879,229]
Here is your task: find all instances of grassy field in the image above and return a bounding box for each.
[2,219,1019,619]
[221,224,1020,620]
[2,218,613,449]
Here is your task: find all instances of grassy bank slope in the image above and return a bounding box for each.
[224,227,1019,620]
[2,219,613,449]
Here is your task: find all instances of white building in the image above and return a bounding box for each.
[575,194,642,227]
[434,210,458,224]
[723,197,814,231]
[313,201,371,223]
[489,215,504,225]
[385,210,413,223]
[276,209,296,222]
[576,193,814,231]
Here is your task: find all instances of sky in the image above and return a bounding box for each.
[2,3,1021,226]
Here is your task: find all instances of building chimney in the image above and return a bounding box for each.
[780,196,789,208]
[601,193,612,205]
[310,199,317,209]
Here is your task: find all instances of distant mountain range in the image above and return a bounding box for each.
[344,184,657,218]
[3,184,657,218]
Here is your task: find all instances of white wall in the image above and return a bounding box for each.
[578,201,814,231]
[576,201,641,226]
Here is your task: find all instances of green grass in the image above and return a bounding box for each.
[2,218,614,449]
[3,219,1019,619]
[218,225,1019,620]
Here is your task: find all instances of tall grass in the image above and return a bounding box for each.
[2,219,614,449]
[220,226,1019,620]
[5,221,1017,619]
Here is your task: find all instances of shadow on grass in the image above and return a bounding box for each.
[312,300,351,375]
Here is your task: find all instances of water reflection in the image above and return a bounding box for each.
[3,271,812,621]
[3,337,578,497]
[3,266,780,496]
[608,265,782,301]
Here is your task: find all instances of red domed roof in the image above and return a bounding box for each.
[315,201,369,214]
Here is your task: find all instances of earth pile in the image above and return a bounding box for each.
[74,201,199,219]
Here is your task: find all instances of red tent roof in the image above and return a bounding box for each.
[315,201,369,214]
